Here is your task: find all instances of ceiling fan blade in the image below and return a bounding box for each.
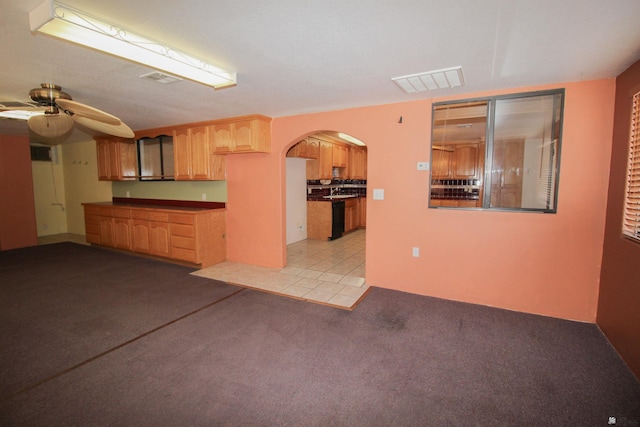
[55,99,122,126]
[72,115,135,138]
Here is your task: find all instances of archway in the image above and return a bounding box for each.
[283,130,368,295]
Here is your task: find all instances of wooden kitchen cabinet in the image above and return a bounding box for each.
[453,143,481,179]
[345,198,358,233]
[431,147,453,179]
[306,140,334,180]
[173,126,226,180]
[332,143,348,168]
[83,203,226,267]
[358,196,366,227]
[212,115,271,154]
[307,201,332,240]
[318,140,333,179]
[490,139,524,208]
[95,136,137,181]
[84,205,101,244]
[349,147,367,179]
[431,142,483,180]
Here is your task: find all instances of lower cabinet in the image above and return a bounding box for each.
[83,203,226,267]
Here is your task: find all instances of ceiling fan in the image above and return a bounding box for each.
[0,83,134,145]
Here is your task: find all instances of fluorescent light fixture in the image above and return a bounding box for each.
[0,110,44,120]
[392,66,464,93]
[29,0,236,89]
[338,133,365,146]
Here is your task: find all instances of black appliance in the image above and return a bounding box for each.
[331,200,345,240]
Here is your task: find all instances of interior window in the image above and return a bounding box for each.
[429,90,564,212]
[137,135,174,180]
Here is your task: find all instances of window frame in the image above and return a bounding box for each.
[136,135,174,181]
[429,89,565,213]
[622,91,640,243]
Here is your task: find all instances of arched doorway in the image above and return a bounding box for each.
[283,130,368,306]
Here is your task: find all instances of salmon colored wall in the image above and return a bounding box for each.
[225,79,615,322]
[597,59,640,379]
[0,134,38,250]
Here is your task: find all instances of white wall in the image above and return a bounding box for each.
[286,158,307,244]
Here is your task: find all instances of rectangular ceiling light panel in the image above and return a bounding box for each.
[392,66,464,94]
[29,0,236,89]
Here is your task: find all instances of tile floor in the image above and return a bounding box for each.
[192,229,369,310]
[37,230,369,310]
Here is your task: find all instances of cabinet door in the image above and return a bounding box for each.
[359,197,366,226]
[306,138,319,159]
[113,218,131,250]
[453,144,480,178]
[189,126,210,180]
[118,141,137,179]
[490,139,524,208]
[131,220,150,253]
[319,141,333,179]
[210,154,226,180]
[431,148,453,178]
[99,217,114,247]
[232,120,254,152]
[149,221,170,257]
[212,123,234,154]
[96,140,111,180]
[173,128,191,180]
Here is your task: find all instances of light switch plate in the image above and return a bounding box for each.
[373,189,384,200]
[417,161,430,171]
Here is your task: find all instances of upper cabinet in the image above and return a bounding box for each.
[95,136,137,181]
[432,142,483,180]
[212,116,271,154]
[349,146,367,180]
[98,114,272,182]
[173,125,225,180]
[289,136,367,180]
[332,144,348,168]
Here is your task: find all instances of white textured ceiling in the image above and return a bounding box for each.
[1,0,640,142]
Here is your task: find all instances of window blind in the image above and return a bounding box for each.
[623,92,640,241]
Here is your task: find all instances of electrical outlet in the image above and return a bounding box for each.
[201,193,207,201]
[373,189,384,200]
[412,247,420,257]
[417,162,430,171]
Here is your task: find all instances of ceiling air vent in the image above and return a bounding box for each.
[391,66,464,93]
[140,71,183,85]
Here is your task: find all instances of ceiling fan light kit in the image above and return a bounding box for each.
[29,0,237,89]
[28,112,74,142]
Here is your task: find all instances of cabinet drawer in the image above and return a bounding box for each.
[111,208,130,219]
[149,211,170,222]
[130,209,149,220]
[170,223,195,238]
[171,235,196,250]
[98,207,113,216]
[84,205,100,215]
[170,247,197,263]
[170,213,195,225]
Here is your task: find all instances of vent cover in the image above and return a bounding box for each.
[140,71,183,84]
[392,66,464,93]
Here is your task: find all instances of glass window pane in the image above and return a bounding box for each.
[490,93,561,210]
[430,101,488,208]
[138,135,174,180]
